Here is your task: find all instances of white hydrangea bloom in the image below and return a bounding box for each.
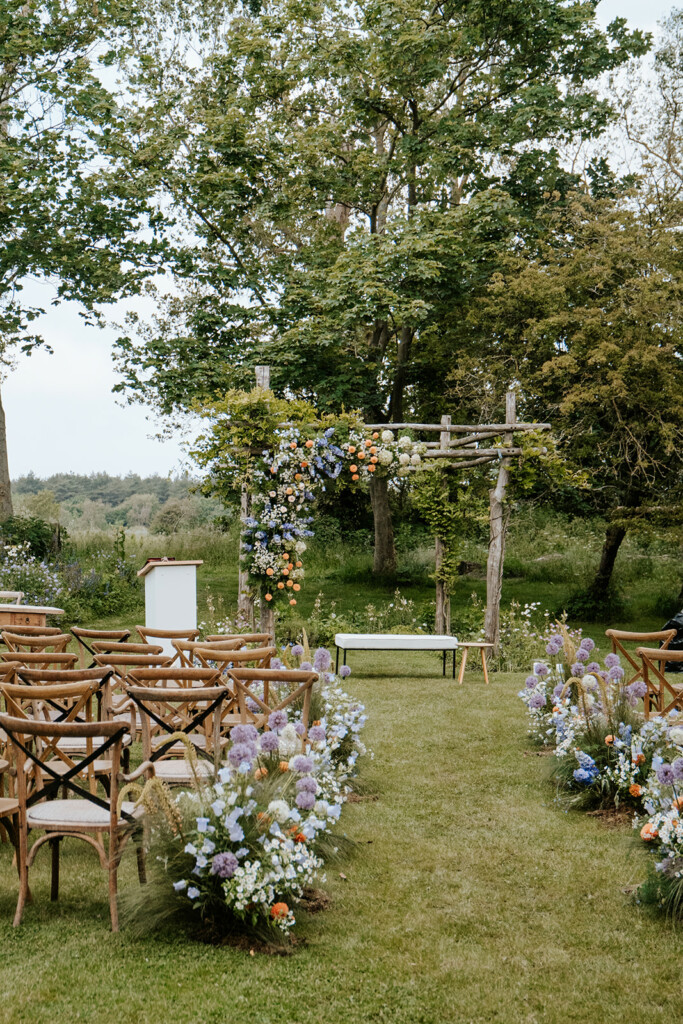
[378,449,393,465]
[398,453,410,466]
[381,429,394,442]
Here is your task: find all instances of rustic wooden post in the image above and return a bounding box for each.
[237,366,272,629]
[434,415,451,635]
[484,391,516,650]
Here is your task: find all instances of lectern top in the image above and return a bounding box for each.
[137,559,204,578]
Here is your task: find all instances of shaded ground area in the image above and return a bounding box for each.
[0,651,679,1023]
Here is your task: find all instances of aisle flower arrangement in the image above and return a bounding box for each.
[127,650,369,942]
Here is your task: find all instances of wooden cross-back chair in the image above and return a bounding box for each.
[127,666,235,742]
[91,652,173,738]
[136,625,200,646]
[0,650,78,671]
[2,631,71,655]
[126,682,227,785]
[71,627,132,668]
[227,667,318,734]
[637,648,683,718]
[605,629,677,688]
[191,645,276,678]
[0,713,150,930]
[3,625,62,637]
[204,632,273,646]
[173,638,244,668]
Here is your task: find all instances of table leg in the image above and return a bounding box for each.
[481,646,490,684]
[458,648,468,685]
[452,649,456,679]
[335,647,339,674]
[442,651,446,677]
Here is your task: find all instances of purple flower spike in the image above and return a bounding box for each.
[211,851,238,879]
[313,648,332,672]
[268,710,288,733]
[339,665,351,678]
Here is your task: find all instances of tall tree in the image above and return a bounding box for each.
[0,0,165,517]
[110,0,647,570]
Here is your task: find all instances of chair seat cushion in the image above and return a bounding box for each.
[27,799,143,829]
[152,760,213,783]
[56,734,132,752]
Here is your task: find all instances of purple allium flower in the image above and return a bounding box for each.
[581,638,596,653]
[570,663,585,678]
[268,710,288,733]
[308,725,326,742]
[553,683,564,700]
[295,790,316,810]
[529,693,546,709]
[210,851,238,879]
[313,647,332,672]
[339,665,351,678]
[228,742,256,768]
[657,764,676,786]
[535,664,549,678]
[575,648,589,663]
[673,757,683,780]
[525,675,538,689]
[230,724,258,744]
[605,653,620,669]
[626,680,647,701]
[259,732,280,753]
[294,721,306,736]
[271,657,283,670]
[291,644,304,657]
[296,776,318,793]
[289,754,314,774]
[300,661,314,672]
[608,665,625,681]
[586,662,601,673]
[545,641,559,656]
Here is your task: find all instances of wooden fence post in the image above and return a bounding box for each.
[484,391,516,651]
[434,415,451,635]
[237,366,272,628]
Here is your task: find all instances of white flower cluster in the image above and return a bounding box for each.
[342,430,427,481]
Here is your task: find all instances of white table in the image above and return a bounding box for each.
[334,632,459,677]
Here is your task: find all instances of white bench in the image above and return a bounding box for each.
[334,633,459,677]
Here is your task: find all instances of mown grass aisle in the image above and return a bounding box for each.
[0,653,681,1023]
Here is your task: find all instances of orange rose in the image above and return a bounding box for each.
[271,902,289,919]
[289,442,297,449]
[301,460,308,468]
[348,445,356,454]
[349,464,358,473]
[283,567,289,575]
[368,464,376,472]
[286,487,293,495]
[254,767,269,780]
[365,440,372,447]
[265,593,273,602]
[294,473,302,481]
[295,561,302,568]
[352,474,359,481]
[289,598,297,606]
[286,580,293,587]
[279,761,289,772]
[372,432,379,439]
[277,582,285,589]
[293,583,300,591]
[605,735,614,745]
[634,753,645,766]
[640,823,658,841]
[357,451,366,459]
[283,553,289,560]
[266,567,274,576]
[370,456,378,464]
[370,446,377,454]
[305,440,314,448]
[629,784,642,798]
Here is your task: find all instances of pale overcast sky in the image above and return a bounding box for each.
[6,0,675,479]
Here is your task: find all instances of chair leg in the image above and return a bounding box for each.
[481,647,490,685]
[108,852,119,932]
[50,837,60,901]
[458,648,468,685]
[13,828,29,927]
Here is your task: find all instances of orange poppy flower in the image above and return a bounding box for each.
[673,797,683,811]
[279,761,289,772]
[634,753,646,766]
[640,823,658,841]
[271,902,289,919]
[254,767,269,780]
[629,784,642,798]
[301,461,308,468]
[294,832,306,843]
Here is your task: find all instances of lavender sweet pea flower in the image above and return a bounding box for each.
[291,644,305,657]
[210,851,238,879]
[295,790,316,810]
[268,710,288,733]
[308,725,326,742]
[313,648,332,672]
[339,665,351,678]
[230,724,259,744]
[657,764,676,786]
[259,732,280,753]
[605,653,620,669]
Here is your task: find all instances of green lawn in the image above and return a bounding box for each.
[0,651,680,1023]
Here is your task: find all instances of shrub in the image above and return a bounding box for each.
[0,516,63,558]
[0,542,64,605]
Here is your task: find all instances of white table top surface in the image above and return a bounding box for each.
[335,633,458,649]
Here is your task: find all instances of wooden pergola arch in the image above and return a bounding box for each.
[238,368,550,648]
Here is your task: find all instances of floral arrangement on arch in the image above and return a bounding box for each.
[241,426,426,606]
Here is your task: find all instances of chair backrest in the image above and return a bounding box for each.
[71,626,132,667]
[9,666,114,724]
[0,590,23,604]
[227,667,318,732]
[91,641,163,657]
[125,666,222,689]
[0,712,129,813]
[125,684,227,766]
[136,626,200,645]
[204,632,273,646]
[173,638,244,667]
[2,631,71,654]
[191,645,276,674]
[92,652,173,678]
[0,650,78,669]
[637,647,683,718]
[606,629,677,686]
[2,624,62,636]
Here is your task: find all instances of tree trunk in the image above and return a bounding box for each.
[259,595,275,641]
[484,391,515,651]
[0,384,13,520]
[370,474,396,575]
[588,523,627,598]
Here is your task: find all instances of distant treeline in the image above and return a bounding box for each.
[13,472,197,507]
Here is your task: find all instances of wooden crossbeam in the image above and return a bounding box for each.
[362,422,550,432]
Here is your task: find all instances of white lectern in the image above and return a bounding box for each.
[137,559,203,655]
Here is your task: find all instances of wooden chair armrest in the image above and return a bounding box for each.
[121,761,155,783]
